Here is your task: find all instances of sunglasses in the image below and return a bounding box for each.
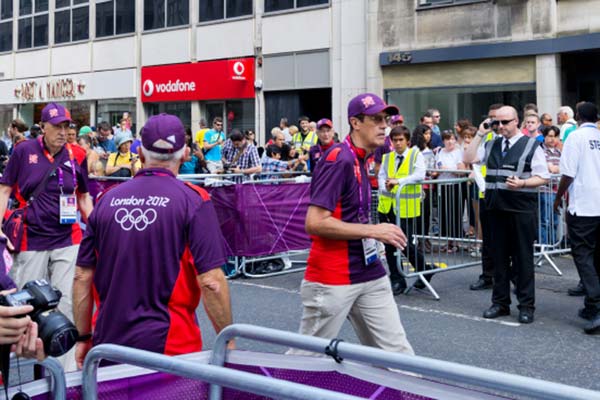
[498,119,514,125]
[366,114,387,123]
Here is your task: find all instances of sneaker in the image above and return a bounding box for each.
[282,257,293,270]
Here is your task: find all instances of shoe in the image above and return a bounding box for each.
[579,307,598,321]
[413,280,426,290]
[584,315,600,334]
[568,282,586,297]
[518,309,534,324]
[391,281,407,296]
[470,278,493,291]
[483,305,510,319]
[469,247,481,258]
[282,257,293,270]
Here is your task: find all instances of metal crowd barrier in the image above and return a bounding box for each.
[81,344,360,400]
[4,356,66,399]
[208,324,600,400]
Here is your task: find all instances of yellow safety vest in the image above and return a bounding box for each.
[377,147,422,218]
[479,131,495,199]
[293,131,318,153]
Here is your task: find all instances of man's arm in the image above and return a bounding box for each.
[198,268,232,335]
[77,192,93,223]
[464,120,490,164]
[0,184,13,249]
[553,175,574,213]
[73,266,95,369]
[305,205,407,249]
[377,159,389,194]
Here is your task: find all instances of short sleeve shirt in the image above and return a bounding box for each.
[0,139,89,251]
[76,168,227,355]
[305,142,386,285]
[203,129,225,161]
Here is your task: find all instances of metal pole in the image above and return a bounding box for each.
[40,357,67,400]
[81,344,362,400]
[209,324,600,400]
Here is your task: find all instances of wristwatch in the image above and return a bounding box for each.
[76,333,92,342]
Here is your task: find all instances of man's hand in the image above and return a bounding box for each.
[553,196,562,215]
[0,230,14,252]
[505,175,522,190]
[370,223,407,249]
[0,305,33,345]
[385,178,398,192]
[13,321,45,361]
[75,340,93,369]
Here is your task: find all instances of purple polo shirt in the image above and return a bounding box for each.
[305,142,386,285]
[76,168,227,355]
[308,142,334,172]
[0,139,89,251]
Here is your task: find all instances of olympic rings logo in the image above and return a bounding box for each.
[114,208,158,232]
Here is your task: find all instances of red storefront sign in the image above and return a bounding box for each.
[141,58,255,103]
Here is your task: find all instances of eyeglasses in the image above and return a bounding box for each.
[366,114,387,123]
[498,119,514,125]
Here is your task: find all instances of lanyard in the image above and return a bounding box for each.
[38,136,77,193]
[344,136,370,224]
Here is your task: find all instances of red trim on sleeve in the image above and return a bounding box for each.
[325,147,342,162]
[163,246,202,355]
[183,182,211,201]
[71,223,82,245]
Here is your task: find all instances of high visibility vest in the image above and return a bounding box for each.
[377,147,422,218]
[293,131,318,153]
[479,131,495,199]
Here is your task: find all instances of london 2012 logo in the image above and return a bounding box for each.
[114,208,157,231]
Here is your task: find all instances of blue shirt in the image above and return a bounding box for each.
[98,138,117,153]
[203,129,225,161]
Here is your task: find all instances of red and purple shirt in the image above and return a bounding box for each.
[305,141,386,285]
[308,142,334,172]
[0,138,89,251]
[76,168,227,355]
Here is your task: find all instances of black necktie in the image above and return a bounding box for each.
[396,155,404,172]
[502,139,510,157]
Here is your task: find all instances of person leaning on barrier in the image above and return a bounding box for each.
[377,126,427,295]
[308,118,335,172]
[465,106,549,324]
[290,93,414,356]
[73,113,233,369]
[221,129,262,175]
[553,102,600,334]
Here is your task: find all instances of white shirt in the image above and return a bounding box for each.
[559,118,577,141]
[478,132,550,179]
[378,147,426,196]
[560,123,600,216]
[435,147,464,180]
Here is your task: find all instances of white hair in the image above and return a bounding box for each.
[139,143,185,162]
[558,106,574,119]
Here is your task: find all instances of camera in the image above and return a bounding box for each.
[222,162,238,173]
[483,120,499,130]
[0,280,78,357]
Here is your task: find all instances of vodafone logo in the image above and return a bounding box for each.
[143,80,154,97]
[232,61,247,81]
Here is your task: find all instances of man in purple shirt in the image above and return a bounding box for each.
[73,113,232,368]
[0,103,93,370]
[290,93,414,355]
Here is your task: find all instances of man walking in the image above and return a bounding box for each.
[292,93,413,355]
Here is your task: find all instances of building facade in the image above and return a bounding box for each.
[0,0,371,144]
[373,0,600,130]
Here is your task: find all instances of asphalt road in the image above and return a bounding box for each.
[197,253,600,393]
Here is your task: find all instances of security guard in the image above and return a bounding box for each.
[465,106,549,324]
[293,116,318,154]
[377,126,426,294]
[554,102,600,334]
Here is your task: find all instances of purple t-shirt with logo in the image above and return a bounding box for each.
[305,143,386,285]
[0,139,89,251]
[76,168,227,354]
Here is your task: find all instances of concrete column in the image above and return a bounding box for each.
[254,0,265,145]
[89,101,96,126]
[191,101,201,133]
[536,54,562,115]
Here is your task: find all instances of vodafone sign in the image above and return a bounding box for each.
[141,58,254,103]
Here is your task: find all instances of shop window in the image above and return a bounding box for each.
[144,0,188,31]
[54,0,88,44]
[199,0,252,22]
[265,0,327,13]
[18,0,48,49]
[96,0,135,38]
[385,84,536,131]
[0,0,11,52]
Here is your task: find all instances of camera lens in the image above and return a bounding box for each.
[35,310,78,357]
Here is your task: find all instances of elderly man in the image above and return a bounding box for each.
[465,106,549,324]
[0,103,93,370]
[557,106,577,143]
[73,113,232,368]
[308,118,335,171]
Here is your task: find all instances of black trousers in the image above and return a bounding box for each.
[479,199,494,281]
[566,213,600,311]
[378,210,426,284]
[489,210,536,310]
[439,184,462,239]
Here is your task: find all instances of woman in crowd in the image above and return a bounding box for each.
[180,127,208,174]
[411,124,436,252]
[105,131,141,177]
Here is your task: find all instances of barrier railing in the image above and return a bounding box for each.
[81,344,361,400]
[208,324,600,400]
[4,356,66,399]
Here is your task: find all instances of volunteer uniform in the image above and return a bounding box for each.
[76,168,227,354]
[377,147,426,290]
[292,130,318,154]
[295,137,414,354]
[480,133,550,313]
[560,122,600,328]
[308,142,334,172]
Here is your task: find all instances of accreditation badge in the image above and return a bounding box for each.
[59,194,78,224]
[362,238,379,266]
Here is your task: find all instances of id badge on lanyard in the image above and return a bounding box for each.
[59,194,78,224]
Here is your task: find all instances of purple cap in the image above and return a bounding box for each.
[141,113,185,154]
[41,102,72,125]
[390,114,404,124]
[317,118,333,129]
[347,93,399,120]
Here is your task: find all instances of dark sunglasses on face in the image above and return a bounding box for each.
[367,114,387,123]
[498,119,514,125]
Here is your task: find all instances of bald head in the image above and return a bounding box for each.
[496,106,519,138]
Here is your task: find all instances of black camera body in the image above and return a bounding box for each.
[0,280,78,357]
[483,120,500,130]
[222,162,238,173]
